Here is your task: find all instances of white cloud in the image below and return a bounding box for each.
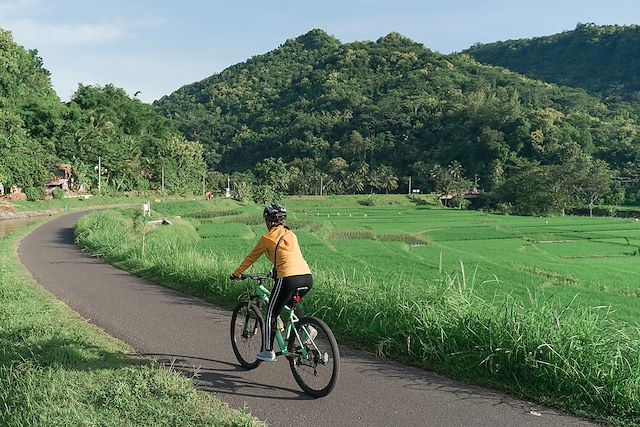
[2,18,127,47]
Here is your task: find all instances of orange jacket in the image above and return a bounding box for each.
[233,225,311,278]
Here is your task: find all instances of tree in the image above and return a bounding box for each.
[346,161,369,194]
[254,157,290,202]
[580,159,612,216]
[493,159,555,215]
[370,165,398,194]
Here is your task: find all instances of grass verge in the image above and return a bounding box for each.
[0,219,261,427]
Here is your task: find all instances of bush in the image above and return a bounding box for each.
[358,195,378,206]
[494,202,513,215]
[24,187,42,201]
[52,188,65,200]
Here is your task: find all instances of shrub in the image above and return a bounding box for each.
[358,195,378,206]
[24,187,42,201]
[52,188,65,200]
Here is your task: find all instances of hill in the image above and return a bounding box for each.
[155,29,640,208]
[464,23,640,105]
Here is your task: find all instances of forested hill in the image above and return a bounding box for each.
[155,29,639,203]
[464,23,640,104]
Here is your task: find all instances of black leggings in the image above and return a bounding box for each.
[264,274,312,351]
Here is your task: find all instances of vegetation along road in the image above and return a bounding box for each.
[16,211,599,426]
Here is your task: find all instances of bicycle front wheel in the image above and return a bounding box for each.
[230,302,264,369]
[288,316,340,397]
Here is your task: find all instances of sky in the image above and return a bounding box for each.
[1,0,640,104]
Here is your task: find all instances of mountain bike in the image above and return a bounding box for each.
[230,274,340,397]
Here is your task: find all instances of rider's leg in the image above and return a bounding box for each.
[263,275,313,352]
[287,275,313,320]
[264,278,284,352]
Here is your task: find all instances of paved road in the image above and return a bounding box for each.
[18,212,598,427]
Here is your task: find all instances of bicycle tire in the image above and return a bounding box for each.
[230,302,264,369]
[287,316,340,397]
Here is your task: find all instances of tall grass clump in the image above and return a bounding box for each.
[76,211,244,306]
[76,210,640,426]
[1,221,260,426]
[307,267,639,425]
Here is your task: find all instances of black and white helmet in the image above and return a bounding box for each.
[263,203,287,222]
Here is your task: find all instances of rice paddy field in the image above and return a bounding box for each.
[75,195,640,425]
[186,196,640,324]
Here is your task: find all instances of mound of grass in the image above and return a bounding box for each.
[1,221,260,427]
[76,209,640,426]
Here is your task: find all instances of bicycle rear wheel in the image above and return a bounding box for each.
[230,302,263,369]
[287,316,340,397]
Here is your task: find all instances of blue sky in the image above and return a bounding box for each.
[1,0,639,103]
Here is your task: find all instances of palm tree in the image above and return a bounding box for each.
[448,161,464,180]
[370,165,398,194]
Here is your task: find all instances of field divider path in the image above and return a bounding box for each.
[18,212,598,427]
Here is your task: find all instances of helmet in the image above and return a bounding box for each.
[263,203,287,222]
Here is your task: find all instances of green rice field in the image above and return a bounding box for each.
[184,196,640,324]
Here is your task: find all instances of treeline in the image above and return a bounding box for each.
[4,26,640,214]
[0,29,206,198]
[155,29,640,213]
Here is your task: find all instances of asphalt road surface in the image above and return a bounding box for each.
[18,212,599,427]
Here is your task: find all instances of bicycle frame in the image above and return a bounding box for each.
[247,277,317,359]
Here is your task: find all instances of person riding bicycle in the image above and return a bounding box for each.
[230,203,314,362]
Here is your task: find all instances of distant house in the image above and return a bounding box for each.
[46,178,69,194]
[46,163,72,195]
[439,188,483,206]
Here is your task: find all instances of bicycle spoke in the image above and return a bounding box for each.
[230,303,263,369]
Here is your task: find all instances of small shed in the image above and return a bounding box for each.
[46,178,69,194]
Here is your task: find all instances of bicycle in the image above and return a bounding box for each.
[230,274,340,397]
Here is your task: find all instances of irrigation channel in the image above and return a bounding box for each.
[13,212,599,427]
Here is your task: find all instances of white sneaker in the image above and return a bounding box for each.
[303,326,317,345]
[256,350,276,362]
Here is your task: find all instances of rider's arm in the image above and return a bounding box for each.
[233,236,271,277]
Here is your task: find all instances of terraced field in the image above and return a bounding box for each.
[182,197,640,323]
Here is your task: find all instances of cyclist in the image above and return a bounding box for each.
[230,203,314,362]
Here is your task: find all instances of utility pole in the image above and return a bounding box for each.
[408,176,412,195]
[98,156,101,193]
[320,176,323,196]
[202,172,206,195]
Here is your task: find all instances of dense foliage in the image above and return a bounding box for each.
[464,23,640,105]
[0,29,60,192]
[0,29,206,195]
[155,29,640,211]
